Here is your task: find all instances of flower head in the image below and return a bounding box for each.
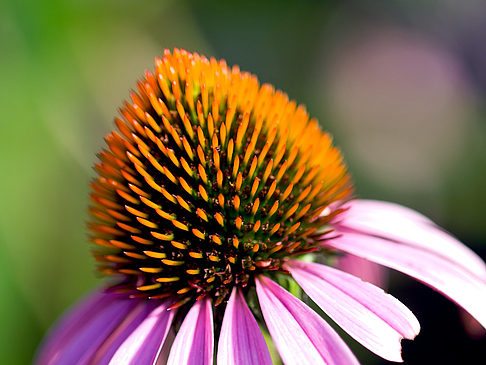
[37,49,486,365]
[89,48,352,307]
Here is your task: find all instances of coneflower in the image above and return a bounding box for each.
[36,49,486,365]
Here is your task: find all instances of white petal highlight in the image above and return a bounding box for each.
[337,199,486,280]
[167,297,214,365]
[256,276,359,365]
[108,300,175,365]
[217,287,272,365]
[286,260,420,362]
[325,231,486,329]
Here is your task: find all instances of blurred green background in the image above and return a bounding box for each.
[1,0,485,363]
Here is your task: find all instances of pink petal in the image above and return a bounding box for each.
[325,231,486,328]
[336,199,432,224]
[217,287,272,365]
[37,292,138,365]
[167,297,214,365]
[336,253,388,288]
[256,276,359,365]
[108,300,175,364]
[286,260,420,362]
[336,199,486,280]
[459,308,486,340]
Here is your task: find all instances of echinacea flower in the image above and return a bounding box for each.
[36,48,486,365]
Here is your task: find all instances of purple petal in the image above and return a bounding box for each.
[256,276,359,365]
[108,300,175,364]
[92,301,158,364]
[37,291,139,365]
[35,288,108,365]
[36,289,144,365]
[286,260,420,362]
[217,287,272,365]
[336,199,486,280]
[325,230,486,328]
[167,297,214,365]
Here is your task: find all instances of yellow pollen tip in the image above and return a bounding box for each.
[156,277,180,283]
[143,250,167,259]
[212,235,223,245]
[171,241,188,250]
[192,228,205,240]
[140,267,163,273]
[196,208,208,222]
[189,252,203,259]
[172,220,189,231]
[162,259,184,266]
[151,232,173,241]
[137,283,161,291]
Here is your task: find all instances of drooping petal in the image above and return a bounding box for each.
[336,253,388,288]
[108,300,175,364]
[286,260,420,362]
[92,301,158,364]
[337,199,433,224]
[459,308,486,340]
[325,230,486,328]
[167,297,214,365]
[37,290,139,365]
[336,199,486,280]
[217,287,272,365]
[35,288,108,365]
[256,275,359,365]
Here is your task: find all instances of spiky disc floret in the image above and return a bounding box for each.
[89,48,353,305]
